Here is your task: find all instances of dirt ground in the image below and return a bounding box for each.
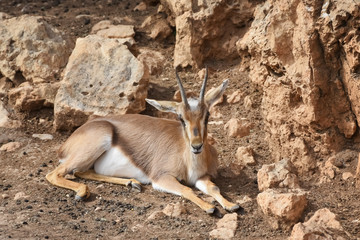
[1,0,360,239]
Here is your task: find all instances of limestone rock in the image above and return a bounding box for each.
[32,134,53,141]
[137,48,166,76]
[147,210,166,220]
[0,101,21,128]
[342,172,354,181]
[0,15,72,84]
[0,77,13,97]
[235,146,256,167]
[289,208,347,240]
[243,95,253,109]
[160,0,256,67]
[257,159,300,192]
[237,0,360,175]
[133,2,147,11]
[91,20,112,34]
[96,25,135,39]
[209,213,237,239]
[0,142,21,152]
[162,202,187,217]
[8,82,59,111]
[224,118,251,138]
[14,192,29,200]
[141,15,172,40]
[228,90,242,104]
[54,35,148,130]
[257,189,307,230]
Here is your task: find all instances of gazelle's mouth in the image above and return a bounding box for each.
[191,144,203,154]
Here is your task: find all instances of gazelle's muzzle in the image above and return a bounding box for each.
[191,142,203,154]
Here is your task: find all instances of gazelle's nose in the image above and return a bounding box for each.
[191,143,203,154]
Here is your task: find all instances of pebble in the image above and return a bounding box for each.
[2,194,9,199]
[32,134,53,140]
[0,142,21,152]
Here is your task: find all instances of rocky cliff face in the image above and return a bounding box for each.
[236,0,360,174]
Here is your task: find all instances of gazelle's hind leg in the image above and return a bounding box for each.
[75,170,142,192]
[46,164,90,200]
[46,120,114,200]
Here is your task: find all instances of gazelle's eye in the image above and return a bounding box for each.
[178,115,186,127]
[205,111,210,125]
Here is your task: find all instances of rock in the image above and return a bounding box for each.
[209,213,237,239]
[91,20,112,34]
[8,82,60,111]
[161,0,256,67]
[54,35,149,130]
[0,77,13,97]
[227,90,242,104]
[0,15,72,84]
[141,15,172,40]
[173,90,197,102]
[0,142,21,152]
[224,118,251,138]
[14,192,29,200]
[96,25,135,39]
[235,146,256,167]
[319,157,340,182]
[32,134,53,141]
[257,189,307,230]
[0,12,10,20]
[137,48,166,76]
[342,172,354,181]
[243,95,253,109]
[147,210,166,220]
[257,159,300,192]
[356,153,360,188]
[237,0,360,175]
[162,202,187,217]
[289,208,347,240]
[207,133,217,145]
[209,106,223,119]
[236,195,252,205]
[2,194,9,199]
[133,2,147,11]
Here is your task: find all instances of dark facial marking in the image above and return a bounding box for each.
[205,111,210,125]
[193,127,199,136]
[178,115,186,127]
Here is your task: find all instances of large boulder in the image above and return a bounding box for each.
[160,0,257,68]
[237,0,360,174]
[54,35,149,130]
[0,15,72,84]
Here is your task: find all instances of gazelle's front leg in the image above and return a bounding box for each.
[152,175,216,214]
[196,175,239,212]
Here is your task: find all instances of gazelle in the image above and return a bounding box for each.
[46,68,239,214]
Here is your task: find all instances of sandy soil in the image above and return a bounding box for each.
[1,0,360,239]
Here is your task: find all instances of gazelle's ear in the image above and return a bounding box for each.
[205,79,229,108]
[145,99,179,114]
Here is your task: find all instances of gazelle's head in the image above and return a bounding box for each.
[146,68,229,154]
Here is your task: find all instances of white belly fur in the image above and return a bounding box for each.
[94,147,151,184]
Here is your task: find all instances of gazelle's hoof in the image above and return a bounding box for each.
[75,186,90,200]
[226,204,240,212]
[131,182,142,192]
[206,207,216,214]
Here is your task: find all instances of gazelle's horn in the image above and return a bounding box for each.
[175,68,189,107]
[199,66,208,103]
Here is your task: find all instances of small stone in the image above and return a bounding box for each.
[236,146,256,167]
[0,142,21,152]
[342,172,354,181]
[96,25,135,39]
[236,195,252,205]
[133,1,147,11]
[32,134,53,141]
[14,192,29,201]
[137,48,166,76]
[2,194,9,199]
[243,95,253,109]
[209,213,238,239]
[224,118,251,138]
[162,202,187,217]
[95,207,102,212]
[147,210,166,220]
[227,90,242,104]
